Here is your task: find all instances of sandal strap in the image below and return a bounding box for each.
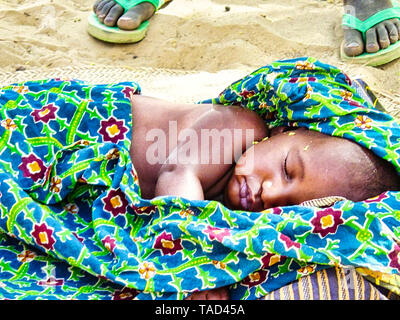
[342,6,400,34]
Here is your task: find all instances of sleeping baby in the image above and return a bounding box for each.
[128,92,399,299]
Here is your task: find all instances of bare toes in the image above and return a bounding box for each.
[96,0,115,22]
[385,19,399,44]
[343,28,364,56]
[117,12,142,30]
[103,4,124,27]
[117,2,155,30]
[377,24,390,49]
[93,0,103,12]
[365,28,380,53]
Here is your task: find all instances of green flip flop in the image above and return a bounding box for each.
[340,0,400,66]
[87,0,161,44]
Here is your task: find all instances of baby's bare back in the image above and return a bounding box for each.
[129,95,267,199]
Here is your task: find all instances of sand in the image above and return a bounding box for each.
[0,0,398,109]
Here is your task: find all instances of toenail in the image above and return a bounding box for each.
[346,42,360,48]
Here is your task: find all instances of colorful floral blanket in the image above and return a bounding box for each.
[0,57,399,300]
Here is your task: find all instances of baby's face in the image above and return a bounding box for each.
[224,127,354,211]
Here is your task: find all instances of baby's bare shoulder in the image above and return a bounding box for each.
[211,104,268,140]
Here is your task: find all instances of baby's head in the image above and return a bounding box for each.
[224,127,400,211]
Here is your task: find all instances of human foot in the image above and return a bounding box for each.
[93,0,156,30]
[342,0,400,57]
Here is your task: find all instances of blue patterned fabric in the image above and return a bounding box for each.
[0,57,399,300]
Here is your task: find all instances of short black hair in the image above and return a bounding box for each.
[348,146,400,201]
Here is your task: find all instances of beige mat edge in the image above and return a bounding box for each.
[0,65,398,119]
[0,65,251,104]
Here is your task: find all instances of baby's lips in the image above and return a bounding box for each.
[240,197,249,210]
[239,178,248,198]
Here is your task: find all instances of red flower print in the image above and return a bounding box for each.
[261,207,282,215]
[78,177,87,184]
[349,100,363,108]
[102,235,116,253]
[311,208,344,238]
[204,225,231,242]
[31,103,58,123]
[179,208,195,217]
[105,148,120,160]
[50,176,62,193]
[365,192,388,203]
[73,232,85,243]
[1,118,17,130]
[71,140,91,148]
[279,234,301,250]
[344,73,352,85]
[31,223,56,250]
[389,244,400,272]
[154,231,183,255]
[295,61,315,70]
[99,117,128,143]
[122,86,137,99]
[298,264,317,275]
[13,85,28,94]
[19,154,47,182]
[17,250,36,263]
[212,260,226,269]
[239,90,255,99]
[289,77,316,83]
[261,252,285,268]
[131,205,156,215]
[64,203,79,214]
[112,287,139,300]
[37,277,64,287]
[304,85,313,100]
[340,90,353,100]
[272,207,283,215]
[354,115,372,130]
[241,269,268,288]
[103,189,129,217]
[138,261,156,280]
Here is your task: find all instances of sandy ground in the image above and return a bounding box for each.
[0,0,398,106]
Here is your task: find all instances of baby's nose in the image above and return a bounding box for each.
[260,180,289,209]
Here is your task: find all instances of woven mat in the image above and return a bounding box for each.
[0,65,251,104]
[0,65,398,119]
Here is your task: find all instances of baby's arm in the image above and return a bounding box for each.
[154,105,267,299]
[155,105,267,201]
[155,164,204,200]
